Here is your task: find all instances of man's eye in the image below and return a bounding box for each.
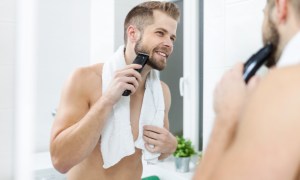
[157,31,164,36]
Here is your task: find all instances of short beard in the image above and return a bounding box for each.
[134,37,166,71]
[263,16,280,67]
[134,36,148,55]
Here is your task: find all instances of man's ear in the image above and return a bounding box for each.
[275,0,288,23]
[127,25,140,43]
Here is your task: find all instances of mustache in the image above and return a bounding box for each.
[152,46,171,58]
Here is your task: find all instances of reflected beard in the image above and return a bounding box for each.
[147,46,168,71]
[263,17,280,67]
[134,39,167,71]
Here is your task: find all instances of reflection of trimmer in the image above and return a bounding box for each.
[122,53,149,96]
[243,44,273,83]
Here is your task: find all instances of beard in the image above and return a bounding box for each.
[134,37,168,71]
[263,15,280,67]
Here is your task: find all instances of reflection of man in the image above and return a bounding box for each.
[194,0,300,179]
[50,1,180,179]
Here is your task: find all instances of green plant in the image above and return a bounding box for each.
[173,136,196,158]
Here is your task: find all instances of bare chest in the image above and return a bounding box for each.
[130,93,144,141]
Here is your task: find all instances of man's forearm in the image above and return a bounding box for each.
[193,116,237,180]
[51,97,113,173]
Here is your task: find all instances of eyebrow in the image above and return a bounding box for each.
[155,27,177,40]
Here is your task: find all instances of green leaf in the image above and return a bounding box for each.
[173,136,196,157]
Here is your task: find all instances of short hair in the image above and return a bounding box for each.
[123,1,180,45]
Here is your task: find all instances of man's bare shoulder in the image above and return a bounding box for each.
[259,64,300,95]
[233,64,300,178]
[160,81,170,94]
[62,63,104,98]
[67,63,103,85]
[160,81,171,112]
[215,65,300,180]
[244,64,300,124]
[70,63,104,80]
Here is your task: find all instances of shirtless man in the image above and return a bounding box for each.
[193,0,300,179]
[50,2,180,180]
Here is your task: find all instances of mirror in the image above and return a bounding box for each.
[31,0,189,179]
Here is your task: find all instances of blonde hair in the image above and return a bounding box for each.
[123,1,180,45]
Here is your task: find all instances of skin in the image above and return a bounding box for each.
[193,0,300,179]
[50,10,178,180]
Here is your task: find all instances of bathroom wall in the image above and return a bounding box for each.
[35,0,91,152]
[202,0,267,149]
[0,0,16,178]
[35,0,116,153]
[114,0,142,49]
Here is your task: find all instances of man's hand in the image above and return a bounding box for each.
[143,125,177,155]
[213,62,260,123]
[102,64,142,105]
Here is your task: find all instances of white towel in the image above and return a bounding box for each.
[101,45,165,169]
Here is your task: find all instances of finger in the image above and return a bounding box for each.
[126,69,142,83]
[115,68,142,82]
[143,135,158,146]
[123,76,139,89]
[247,75,261,91]
[144,143,158,153]
[115,76,139,92]
[233,61,244,74]
[143,130,160,140]
[123,64,142,70]
[143,125,164,133]
[122,83,136,94]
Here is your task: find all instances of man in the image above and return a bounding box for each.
[50,1,180,180]
[194,0,300,179]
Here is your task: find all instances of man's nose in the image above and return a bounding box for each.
[162,38,174,49]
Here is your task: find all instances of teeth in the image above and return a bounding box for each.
[157,51,167,57]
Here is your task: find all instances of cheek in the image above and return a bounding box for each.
[170,45,174,53]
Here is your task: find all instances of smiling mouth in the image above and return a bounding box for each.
[156,51,168,58]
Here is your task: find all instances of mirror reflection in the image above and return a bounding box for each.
[33,0,190,180]
[1,0,273,179]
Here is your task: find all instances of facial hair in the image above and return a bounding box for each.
[134,37,167,71]
[263,13,280,67]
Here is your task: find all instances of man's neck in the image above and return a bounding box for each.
[278,8,300,56]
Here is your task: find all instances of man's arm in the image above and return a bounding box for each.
[159,81,177,159]
[50,66,113,173]
[193,115,237,179]
[210,67,300,179]
[194,63,249,179]
[194,66,300,179]
[143,81,177,159]
[50,64,142,173]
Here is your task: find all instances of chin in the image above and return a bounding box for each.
[157,64,166,71]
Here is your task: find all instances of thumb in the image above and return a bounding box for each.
[247,75,260,92]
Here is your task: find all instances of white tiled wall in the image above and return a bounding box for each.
[114,0,142,49]
[203,0,267,149]
[35,0,91,153]
[0,0,16,179]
